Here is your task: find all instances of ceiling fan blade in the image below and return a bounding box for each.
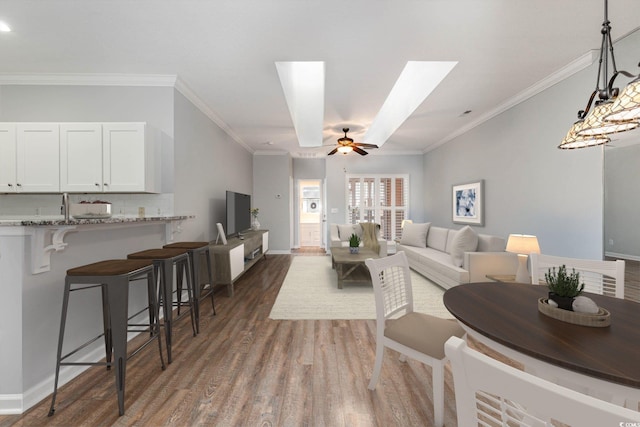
[353,143,379,149]
[327,147,339,155]
[353,146,368,156]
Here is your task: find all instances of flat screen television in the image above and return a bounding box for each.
[226,190,251,237]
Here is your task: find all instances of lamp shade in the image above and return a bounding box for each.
[574,100,639,136]
[604,77,640,122]
[558,122,610,149]
[506,234,541,255]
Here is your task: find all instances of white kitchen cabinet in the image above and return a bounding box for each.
[60,123,104,192]
[102,123,158,193]
[16,124,60,193]
[0,123,17,192]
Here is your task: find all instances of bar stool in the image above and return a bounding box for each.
[127,247,197,363]
[163,241,216,333]
[49,259,165,417]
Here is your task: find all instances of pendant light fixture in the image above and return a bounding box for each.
[559,0,640,149]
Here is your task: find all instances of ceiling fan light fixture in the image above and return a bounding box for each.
[604,77,640,122]
[337,145,353,154]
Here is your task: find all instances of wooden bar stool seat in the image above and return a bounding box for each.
[49,259,165,417]
[163,241,216,333]
[127,247,197,363]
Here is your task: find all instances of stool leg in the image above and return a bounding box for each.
[183,257,197,337]
[106,277,130,416]
[189,251,201,334]
[204,248,216,315]
[161,260,174,363]
[176,262,184,316]
[101,284,112,370]
[148,269,166,370]
[48,279,72,416]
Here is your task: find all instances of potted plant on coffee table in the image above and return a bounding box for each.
[545,265,585,311]
[349,233,361,254]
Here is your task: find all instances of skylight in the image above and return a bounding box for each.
[364,61,457,147]
[275,61,325,148]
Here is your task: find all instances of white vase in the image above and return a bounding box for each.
[251,217,260,230]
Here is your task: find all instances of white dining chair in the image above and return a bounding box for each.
[365,251,465,427]
[445,336,639,426]
[530,252,625,299]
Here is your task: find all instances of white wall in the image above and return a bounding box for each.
[253,154,292,252]
[173,90,253,241]
[423,53,604,258]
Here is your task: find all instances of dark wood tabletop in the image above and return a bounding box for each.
[443,282,640,388]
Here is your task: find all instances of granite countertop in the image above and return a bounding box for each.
[0,215,193,226]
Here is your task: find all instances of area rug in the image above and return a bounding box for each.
[269,255,453,320]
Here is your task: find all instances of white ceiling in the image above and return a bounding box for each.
[1,0,640,157]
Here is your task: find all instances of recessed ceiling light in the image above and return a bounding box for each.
[364,61,457,147]
[0,21,11,32]
[275,61,325,148]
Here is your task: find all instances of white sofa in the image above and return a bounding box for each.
[396,223,518,289]
[330,223,387,257]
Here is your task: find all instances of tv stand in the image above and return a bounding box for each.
[210,229,268,297]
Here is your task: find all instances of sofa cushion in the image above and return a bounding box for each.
[427,226,449,252]
[338,223,362,241]
[398,245,470,284]
[477,234,506,252]
[400,222,430,247]
[448,225,479,267]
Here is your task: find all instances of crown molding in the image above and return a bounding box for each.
[0,73,177,86]
[425,49,599,153]
[173,77,252,153]
[0,72,253,153]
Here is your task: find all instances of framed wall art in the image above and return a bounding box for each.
[452,180,484,225]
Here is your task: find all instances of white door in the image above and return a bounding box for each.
[16,123,60,192]
[0,123,17,192]
[298,179,322,247]
[60,123,104,192]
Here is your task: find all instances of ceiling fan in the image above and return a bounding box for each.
[327,128,378,156]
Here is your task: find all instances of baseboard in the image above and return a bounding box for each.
[267,250,291,255]
[0,394,23,414]
[605,251,640,262]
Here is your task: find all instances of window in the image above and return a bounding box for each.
[346,174,409,240]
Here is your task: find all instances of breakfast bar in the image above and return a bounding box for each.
[0,215,192,414]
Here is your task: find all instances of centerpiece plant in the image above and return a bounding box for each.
[349,233,361,254]
[545,265,584,310]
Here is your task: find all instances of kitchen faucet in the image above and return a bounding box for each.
[61,192,69,221]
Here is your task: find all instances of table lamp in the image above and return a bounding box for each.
[506,234,540,283]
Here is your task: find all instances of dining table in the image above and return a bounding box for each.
[443,281,640,408]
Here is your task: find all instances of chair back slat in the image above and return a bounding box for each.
[530,253,625,299]
[445,336,639,426]
[366,251,414,320]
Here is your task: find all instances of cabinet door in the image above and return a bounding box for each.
[102,123,148,192]
[230,245,245,280]
[262,231,269,253]
[16,123,60,192]
[60,123,103,192]
[0,124,17,192]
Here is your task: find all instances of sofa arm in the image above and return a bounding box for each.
[464,252,519,283]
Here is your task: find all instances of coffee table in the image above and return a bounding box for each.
[331,247,379,289]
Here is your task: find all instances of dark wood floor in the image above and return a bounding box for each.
[0,252,455,427]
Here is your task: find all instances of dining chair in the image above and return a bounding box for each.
[530,252,625,299]
[365,251,465,427]
[445,336,639,426]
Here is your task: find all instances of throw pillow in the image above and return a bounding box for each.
[400,222,430,247]
[338,224,356,241]
[449,225,479,267]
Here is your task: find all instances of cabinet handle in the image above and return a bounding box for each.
[95,183,100,187]
[16,183,22,187]
[104,183,109,186]
[8,183,12,187]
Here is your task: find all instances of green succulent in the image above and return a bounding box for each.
[545,265,585,297]
[348,233,361,248]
